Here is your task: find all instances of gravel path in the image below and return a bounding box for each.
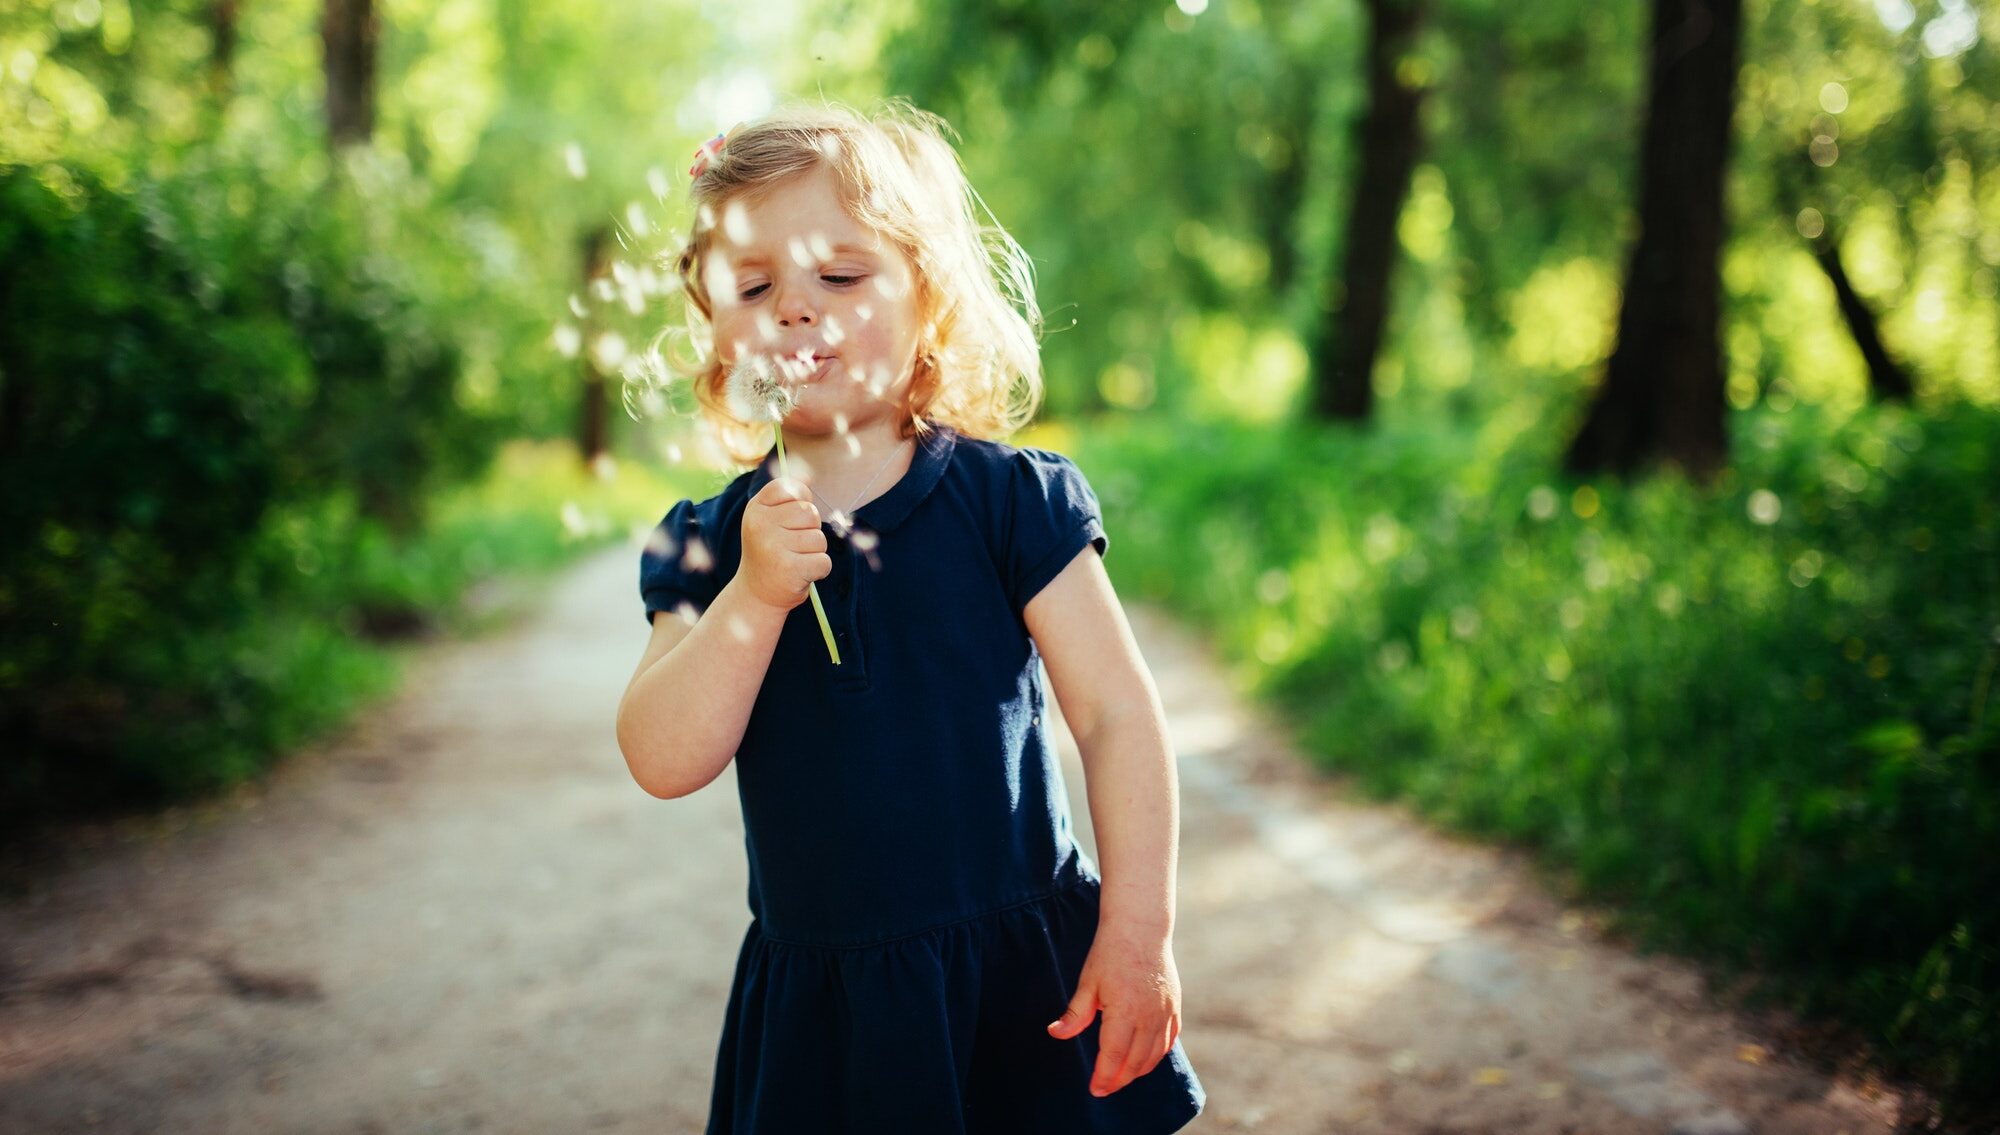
[0,544,1912,1133]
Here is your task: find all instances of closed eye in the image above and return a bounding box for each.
[738,275,864,300]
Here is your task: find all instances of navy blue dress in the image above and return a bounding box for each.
[638,419,1206,1134]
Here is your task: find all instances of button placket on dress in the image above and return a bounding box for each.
[826,525,869,690]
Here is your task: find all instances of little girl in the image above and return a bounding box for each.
[616,99,1206,1134]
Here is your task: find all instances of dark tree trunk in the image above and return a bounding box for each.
[1308,0,1426,422]
[1811,237,1914,402]
[1564,0,1742,481]
[210,0,239,100]
[578,227,611,465]
[323,0,377,150]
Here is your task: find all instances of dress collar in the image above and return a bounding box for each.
[747,419,957,535]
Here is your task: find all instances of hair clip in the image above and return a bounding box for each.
[688,132,726,179]
[688,122,745,179]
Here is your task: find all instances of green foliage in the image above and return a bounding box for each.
[1076,401,2000,1110]
[1,429,684,826]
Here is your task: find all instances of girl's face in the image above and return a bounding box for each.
[703,165,923,437]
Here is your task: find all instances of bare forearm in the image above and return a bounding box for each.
[1076,706,1181,939]
[616,577,787,798]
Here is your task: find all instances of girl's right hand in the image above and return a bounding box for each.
[739,476,831,611]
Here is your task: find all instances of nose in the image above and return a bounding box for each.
[775,278,816,326]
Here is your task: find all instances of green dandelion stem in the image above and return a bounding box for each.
[772,425,841,666]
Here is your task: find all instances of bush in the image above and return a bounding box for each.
[0,161,494,820]
[1074,401,1999,1113]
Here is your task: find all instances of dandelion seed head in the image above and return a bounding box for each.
[724,354,800,423]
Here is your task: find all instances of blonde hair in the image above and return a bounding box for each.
[657,97,1044,466]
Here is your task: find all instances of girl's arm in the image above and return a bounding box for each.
[1028,546,1180,934]
[1025,545,1185,1098]
[617,476,832,799]
[616,576,789,798]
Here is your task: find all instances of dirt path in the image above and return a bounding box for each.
[0,544,1912,1134]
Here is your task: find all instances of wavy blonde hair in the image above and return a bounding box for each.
[656,97,1044,466]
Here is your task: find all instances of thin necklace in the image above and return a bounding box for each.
[811,437,911,533]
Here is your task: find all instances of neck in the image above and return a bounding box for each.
[774,416,919,509]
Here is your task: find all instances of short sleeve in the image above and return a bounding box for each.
[639,498,722,626]
[1003,448,1109,615]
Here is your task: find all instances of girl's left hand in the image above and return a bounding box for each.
[1046,924,1183,1097]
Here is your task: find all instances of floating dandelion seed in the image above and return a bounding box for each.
[808,233,834,261]
[568,293,587,318]
[564,144,587,179]
[590,331,628,371]
[647,166,669,201]
[626,202,651,237]
[704,259,738,302]
[644,525,677,560]
[681,536,713,573]
[722,200,755,244]
[552,324,581,357]
[788,236,813,267]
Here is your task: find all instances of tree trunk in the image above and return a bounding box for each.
[323,0,377,150]
[1308,0,1426,422]
[210,0,240,101]
[578,227,612,465]
[1564,0,1742,481]
[1810,237,1914,403]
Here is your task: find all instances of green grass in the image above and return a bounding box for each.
[1069,399,2000,1116]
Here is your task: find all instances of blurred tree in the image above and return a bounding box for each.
[1566,0,1742,480]
[1772,141,1915,404]
[324,0,378,149]
[579,224,612,463]
[1307,0,1427,422]
[210,0,241,102]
